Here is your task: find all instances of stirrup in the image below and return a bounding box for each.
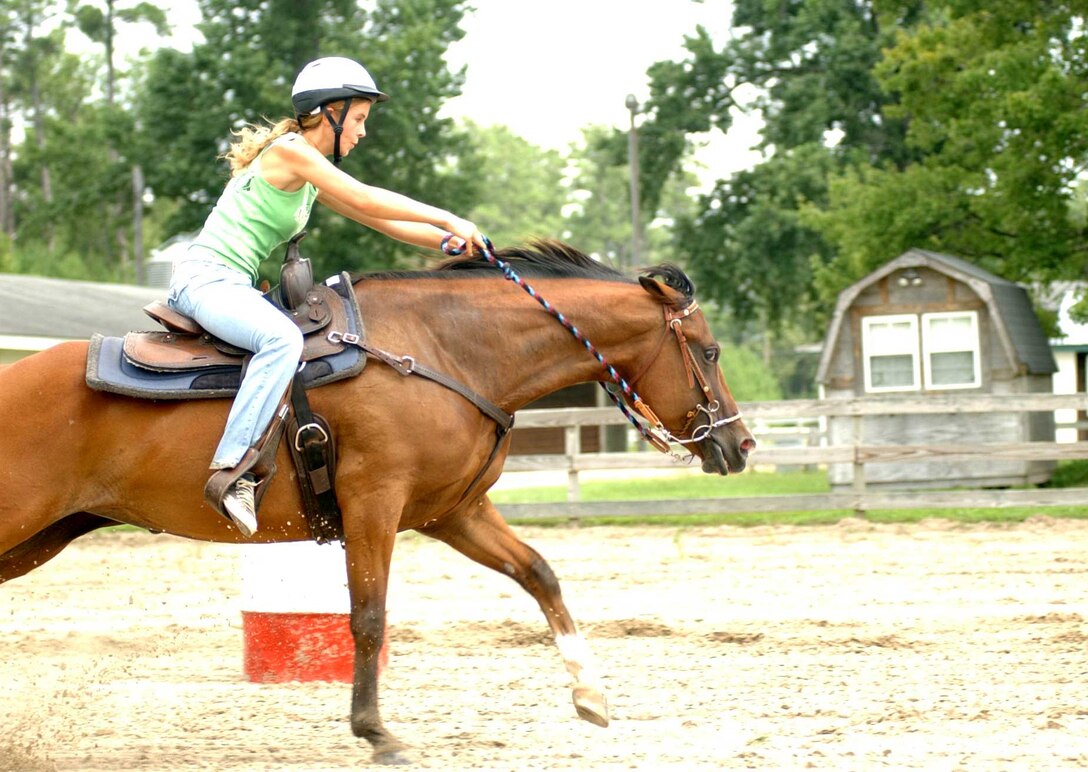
[205,458,259,519]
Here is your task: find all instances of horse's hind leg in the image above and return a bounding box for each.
[419,497,610,727]
[0,513,117,584]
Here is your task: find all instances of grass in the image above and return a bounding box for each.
[489,467,1088,528]
[100,465,1088,535]
[489,468,828,504]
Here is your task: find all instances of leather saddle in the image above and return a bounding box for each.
[126,234,351,372]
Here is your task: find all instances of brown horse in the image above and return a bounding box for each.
[0,241,754,764]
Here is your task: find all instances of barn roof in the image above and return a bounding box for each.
[816,248,1057,384]
[0,273,163,345]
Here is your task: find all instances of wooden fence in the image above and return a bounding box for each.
[496,392,1088,522]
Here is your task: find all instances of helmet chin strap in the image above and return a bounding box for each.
[319,97,354,166]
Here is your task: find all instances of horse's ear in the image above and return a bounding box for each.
[638,275,684,305]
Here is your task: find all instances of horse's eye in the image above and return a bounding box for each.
[704,346,720,364]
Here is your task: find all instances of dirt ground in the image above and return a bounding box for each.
[2,516,1088,771]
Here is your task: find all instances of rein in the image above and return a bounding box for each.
[444,236,743,460]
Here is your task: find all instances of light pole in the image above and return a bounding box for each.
[625,94,641,270]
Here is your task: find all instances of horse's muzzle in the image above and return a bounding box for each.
[700,431,754,475]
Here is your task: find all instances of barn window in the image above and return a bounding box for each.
[862,314,920,392]
[862,311,981,393]
[922,311,980,389]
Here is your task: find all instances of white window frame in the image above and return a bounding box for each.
[862,314,921,393]
[920,311,981,390]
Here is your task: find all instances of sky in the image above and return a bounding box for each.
[442,0,761,172]
[150,0,762,181]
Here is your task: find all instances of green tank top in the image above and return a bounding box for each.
[191,133,318,283]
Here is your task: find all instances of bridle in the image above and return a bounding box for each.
[449,236,744,461]
[614,300,745,457]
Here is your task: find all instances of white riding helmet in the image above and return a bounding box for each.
[291,56,389,116]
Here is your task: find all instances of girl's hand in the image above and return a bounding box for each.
[442,235,468,255]
[446,217,486,255]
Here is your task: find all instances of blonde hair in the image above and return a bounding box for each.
[223,101,346,175]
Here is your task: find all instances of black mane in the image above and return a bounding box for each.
[355,239,626,282]
[438,240,625,280]
[353,239,696,300]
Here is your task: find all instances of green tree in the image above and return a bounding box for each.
[70,0,171,282]
[4,2,133,279]
[562,125,699,271]
[0,3,23,240]
[0,0,176,280]
[462,122,565,248]
[810,0,1088,311]
[138,0,476,278]
[640,0,921,337]
[70,0,169,105]
[719,344,783,402]
[563,126,638,268]
[676,143,839,336]
[5,0,64,246]
[12,94,136,279]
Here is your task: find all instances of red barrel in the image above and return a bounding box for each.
[240,542,387,683]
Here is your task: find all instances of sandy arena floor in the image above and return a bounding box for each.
[2,516,1088,771]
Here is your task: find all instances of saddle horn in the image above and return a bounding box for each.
[280,231,314,310]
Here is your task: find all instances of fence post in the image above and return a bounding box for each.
[804,419,819,473]
[851,413,867,518]
[565,425,581,524]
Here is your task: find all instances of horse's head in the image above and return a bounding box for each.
[626,266,756,475]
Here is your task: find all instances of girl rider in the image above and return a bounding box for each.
[168,57,485,537]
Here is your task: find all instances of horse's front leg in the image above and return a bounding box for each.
[419,496,609,727]
[342,520,409,765]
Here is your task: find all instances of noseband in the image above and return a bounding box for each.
[457,237,743,459]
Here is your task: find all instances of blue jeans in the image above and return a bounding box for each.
[168,253,303,469]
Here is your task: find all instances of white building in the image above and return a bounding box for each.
[1050,283,1088,443]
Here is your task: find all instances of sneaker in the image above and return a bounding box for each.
[222,474,258,537]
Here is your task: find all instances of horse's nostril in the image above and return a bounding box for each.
[740,437,756,454]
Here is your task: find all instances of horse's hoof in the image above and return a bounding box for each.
[372,749,413,766]
[572,683,610,727]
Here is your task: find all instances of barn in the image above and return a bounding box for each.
[815,248,1057,489]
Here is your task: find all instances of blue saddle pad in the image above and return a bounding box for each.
[86,272,366,400]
